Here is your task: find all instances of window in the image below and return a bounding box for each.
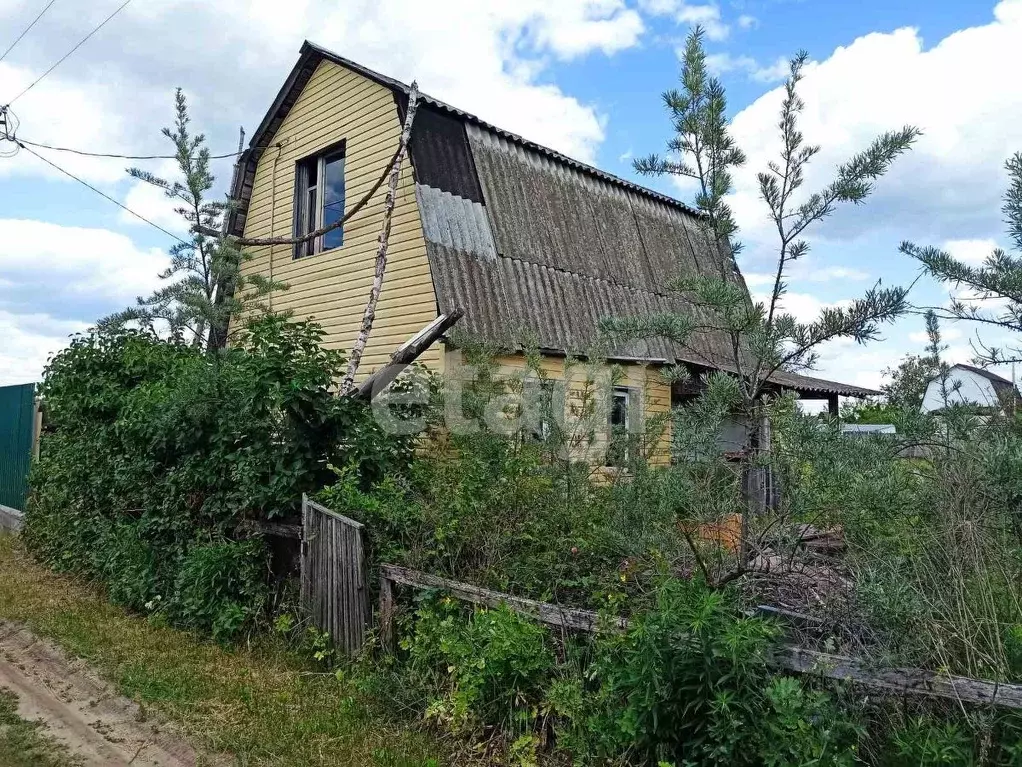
[607,386,635,466]
[294,144,346,258]
[525,380,556,442]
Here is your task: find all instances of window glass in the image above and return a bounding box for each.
[607,387,632,467]
[322,152,345,250]
[293,147,344,258]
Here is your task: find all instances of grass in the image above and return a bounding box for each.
[0,688,79,767]
[0,533,449,767]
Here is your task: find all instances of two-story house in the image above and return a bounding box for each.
[227,42,876,461]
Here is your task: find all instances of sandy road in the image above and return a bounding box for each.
[0,620,204,766]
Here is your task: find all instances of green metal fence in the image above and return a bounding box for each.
[0,383,36,512]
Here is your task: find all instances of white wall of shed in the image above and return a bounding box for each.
[921,367,1000,412]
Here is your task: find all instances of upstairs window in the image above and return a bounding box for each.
[294,143,345,258]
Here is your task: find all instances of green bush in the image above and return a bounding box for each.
[401,597,555,733]
[25,315,407,639]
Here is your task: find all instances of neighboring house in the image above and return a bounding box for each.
[227,42,876,462]
[921,364,1020,414]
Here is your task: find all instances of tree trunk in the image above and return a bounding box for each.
[340,83,421,393]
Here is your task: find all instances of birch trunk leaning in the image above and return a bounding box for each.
[340,83,421,393]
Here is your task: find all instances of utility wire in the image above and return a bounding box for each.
[18,141,188,244]
[0,0,58,65]
[15,135,259,160]
[7,0,132,105]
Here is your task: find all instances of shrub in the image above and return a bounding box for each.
[401,598,555,733]
[25,315,407,639]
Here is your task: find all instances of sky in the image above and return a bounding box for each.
[0,0,1020,392]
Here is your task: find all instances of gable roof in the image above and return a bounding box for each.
[950,363,1019,397]
[229,42,878,399]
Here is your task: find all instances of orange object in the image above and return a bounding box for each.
[684,513,743,553]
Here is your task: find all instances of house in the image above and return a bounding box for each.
[921,364,1020,414]
[227,42,876,462]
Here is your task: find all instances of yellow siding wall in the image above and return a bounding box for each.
[239,60,441,378]
[446,351,672,466]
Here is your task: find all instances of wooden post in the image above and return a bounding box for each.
[379,574,395,651]
[828,394,839,418]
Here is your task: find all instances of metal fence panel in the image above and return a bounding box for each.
[0,383,35,513]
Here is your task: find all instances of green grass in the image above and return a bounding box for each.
[0,688,79,767]
[0,533,449,767]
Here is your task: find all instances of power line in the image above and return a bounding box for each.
[16,136,246,160]
[0,0,58,65]
[7,0,132,105]
[18,141,188,245]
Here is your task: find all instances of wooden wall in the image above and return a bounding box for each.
[444,350,672,466]
[239,59,442,379]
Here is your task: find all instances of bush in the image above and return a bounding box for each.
[25,315,407,639]
[401,598,555,734]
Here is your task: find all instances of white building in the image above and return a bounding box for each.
[921,364,1019,414]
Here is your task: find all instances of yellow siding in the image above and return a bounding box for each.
[445,350,672,466]
[239,59,441,379]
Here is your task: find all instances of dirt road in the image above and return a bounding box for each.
[0,621,203,766]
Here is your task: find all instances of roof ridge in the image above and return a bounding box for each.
[300,40,703,219]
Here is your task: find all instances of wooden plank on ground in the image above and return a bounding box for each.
[379,564,1022,710]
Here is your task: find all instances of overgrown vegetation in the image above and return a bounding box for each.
[25,314,407,639]
[18,23,1022,767]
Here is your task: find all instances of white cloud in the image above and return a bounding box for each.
[0,219,167,302]
[0,309,88,386]
[640,0,729,40]
[737,14,758,29]
[943,238,1000,265]
[705,52,789,83]
[909,327,962,344]
[0,0,654,172]
[725,0,1022,261]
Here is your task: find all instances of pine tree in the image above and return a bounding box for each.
[902,152,1022,365]
[881,310,947,410]
[102,89,282,348]
[605,27,918,574]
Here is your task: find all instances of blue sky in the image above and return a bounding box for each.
[1,0,1020,391]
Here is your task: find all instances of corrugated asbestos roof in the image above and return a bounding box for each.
[230,41,879,399]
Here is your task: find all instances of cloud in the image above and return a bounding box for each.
[704,52,789,83]
[0,219,168,309]
[724,0,1022,264]
[0,309,88,386]
[943,238,1000,265]
[737,14,758,29]
[640,0,729,40]
[0,0,653,173]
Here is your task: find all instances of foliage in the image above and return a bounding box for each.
[103,89,283,348]
[620,29,916,412]
[880,310,948,410]
[903,152,1022,365]
[25,314,407,638]
[402,598,555,733]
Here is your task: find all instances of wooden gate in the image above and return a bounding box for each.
[300,494,370,656]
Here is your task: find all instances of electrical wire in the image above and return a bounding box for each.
[18,141,188,245]
[15,136,254,160]
[0,0,58,65]
[7,0,133,105]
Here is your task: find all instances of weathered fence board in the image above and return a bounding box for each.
[300,495,369,656]
[379,565,1022,710]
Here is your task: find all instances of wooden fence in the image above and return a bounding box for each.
[379,564,1022,710]
[300,495,370,656]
